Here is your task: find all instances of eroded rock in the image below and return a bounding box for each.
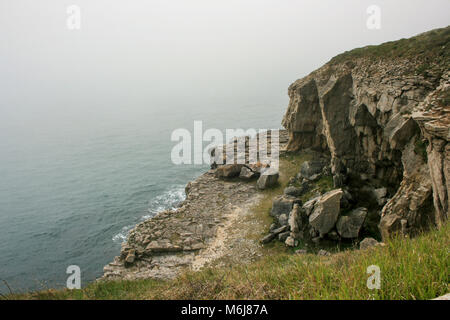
[309,189,343,236]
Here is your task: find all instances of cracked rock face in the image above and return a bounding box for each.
[308,189,343,236]
[282,29,449,239]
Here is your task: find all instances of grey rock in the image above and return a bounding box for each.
[272,225,289,235]
[239,166,256,179]
[284,186,303,197]
[124,250,136,266]
[385,115,419,150]
[295,249,307,255]
[257,168,279,189]
[359,237,379,250]
[307,173,322,181]
[271,195,297,217]
[288,204,301,233]
[261,233,276,244]
[285,236,297,247]
[269,223,277,232]
[278,214,288,226]
[302,196,320,216]
[145,240,183,253]
[278,231,291,242]
[336,207,368,238]
[309,189,343,236]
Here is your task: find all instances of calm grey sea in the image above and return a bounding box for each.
[0,102,285,293]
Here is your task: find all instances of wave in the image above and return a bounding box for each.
[112,185,186,244]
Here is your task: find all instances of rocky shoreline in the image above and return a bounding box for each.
[102,130,289,281]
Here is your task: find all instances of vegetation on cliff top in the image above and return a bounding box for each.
[6,221,449,300]
[329,26,450,76]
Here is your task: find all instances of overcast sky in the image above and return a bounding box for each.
[1,0,449,120]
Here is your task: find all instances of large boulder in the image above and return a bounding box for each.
[336,207,368,238]
[257,168,279,189]
[308,189,343,236]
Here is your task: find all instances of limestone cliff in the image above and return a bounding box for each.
[282,27,449,239]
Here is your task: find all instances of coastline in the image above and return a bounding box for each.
[101,130,289,281]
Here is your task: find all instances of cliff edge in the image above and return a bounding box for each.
[281,26,449,240]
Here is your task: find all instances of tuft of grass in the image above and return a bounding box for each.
[8,222,449,300]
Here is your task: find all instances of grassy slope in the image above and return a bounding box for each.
[7,221,448,300]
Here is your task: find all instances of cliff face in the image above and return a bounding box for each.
[282,27,449,239]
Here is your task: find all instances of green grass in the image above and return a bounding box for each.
[329,26,450,76]
[6,220,449,300]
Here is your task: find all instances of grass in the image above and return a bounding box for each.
[329,25,450,76]
[7,222,449,300]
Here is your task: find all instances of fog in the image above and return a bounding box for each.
[1,0,449,129]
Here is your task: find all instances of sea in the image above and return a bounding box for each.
[0,102,285,293]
